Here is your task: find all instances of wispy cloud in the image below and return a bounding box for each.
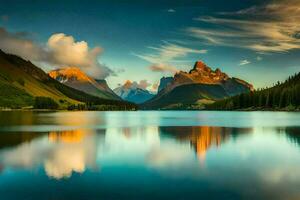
[239,60,251,66]
[133,41,206,73]
[133,41,206,63]
[149,63,178,73]
[187,0,300,53]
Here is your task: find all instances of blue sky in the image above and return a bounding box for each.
[0,0,300,90]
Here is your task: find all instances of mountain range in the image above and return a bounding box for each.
[113,80,154,104]
[0,49,257,110]
[142,61,253,109]
[0,49,135,110]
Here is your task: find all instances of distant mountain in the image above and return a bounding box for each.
[142,61,253,109]
[113,81,154,104]
[0,49,135,109]
[49,67,120,100]
[207,72,300,111]
[158,76,174,92]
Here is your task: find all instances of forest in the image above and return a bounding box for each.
[206,72,300,111]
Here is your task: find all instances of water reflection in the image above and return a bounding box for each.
[0,132,44,149]
[0,126,257,179]
[0,111,300,199]
[0,126,299,180]
[0,126,239,179]
[48,130,90,143]
[2,111,300,131]
[0,129,102,179]
[44,130,100,179]
[284,127,300,146]
[162,127,228,160]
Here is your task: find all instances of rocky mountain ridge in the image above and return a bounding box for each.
[159,61,253,93]
[143,60,254,109]
[49,67,120,100]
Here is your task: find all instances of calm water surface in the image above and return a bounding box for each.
[0,111,299,200]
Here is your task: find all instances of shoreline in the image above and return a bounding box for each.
[0,108,299,112]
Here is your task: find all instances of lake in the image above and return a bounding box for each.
[0,111,299,200]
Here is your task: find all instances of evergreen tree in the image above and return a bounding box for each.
[206,72,300,111]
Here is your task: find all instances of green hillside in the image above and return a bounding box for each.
[0,50,78,107]
[0,50,136,110]
[0,79,34,108]
[206,72,300,111]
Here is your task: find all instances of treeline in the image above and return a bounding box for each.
[34,97,59,109]
[33,96,137,111]
[67,103,136,111]
[207,72,300,110]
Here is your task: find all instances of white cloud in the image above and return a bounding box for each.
[187,0,300,53]
[0,27,49,61]
[239,60,251,66]
[151,82,159,92]
[149,63,178,73]
[122,79,152,90]
[256,56,263,61]
[47,33,113,78]
[138,79,151,90]
[47,33,101,69]
[0,28,113,79]
[167,9,176,13]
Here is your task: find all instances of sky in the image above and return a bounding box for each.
[0,0,300,91]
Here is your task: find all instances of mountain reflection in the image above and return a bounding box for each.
[161,127,251,160]
[0,132,45,149]
[0,111,36,126]
[48,130,89,143]
[0,126,252,179]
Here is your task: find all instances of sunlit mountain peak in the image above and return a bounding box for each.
[48,67,91,83]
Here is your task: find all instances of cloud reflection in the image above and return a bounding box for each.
[0,126,235,179]
[0,124,298,191]
[0,129,101,179]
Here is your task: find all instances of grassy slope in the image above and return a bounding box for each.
[0,53,79,108]
[84,83,121,100]
[0,77,34,108]
[60,79,121,101]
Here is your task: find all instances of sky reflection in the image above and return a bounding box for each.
[0,125,299,181]
[0,111,299,199]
